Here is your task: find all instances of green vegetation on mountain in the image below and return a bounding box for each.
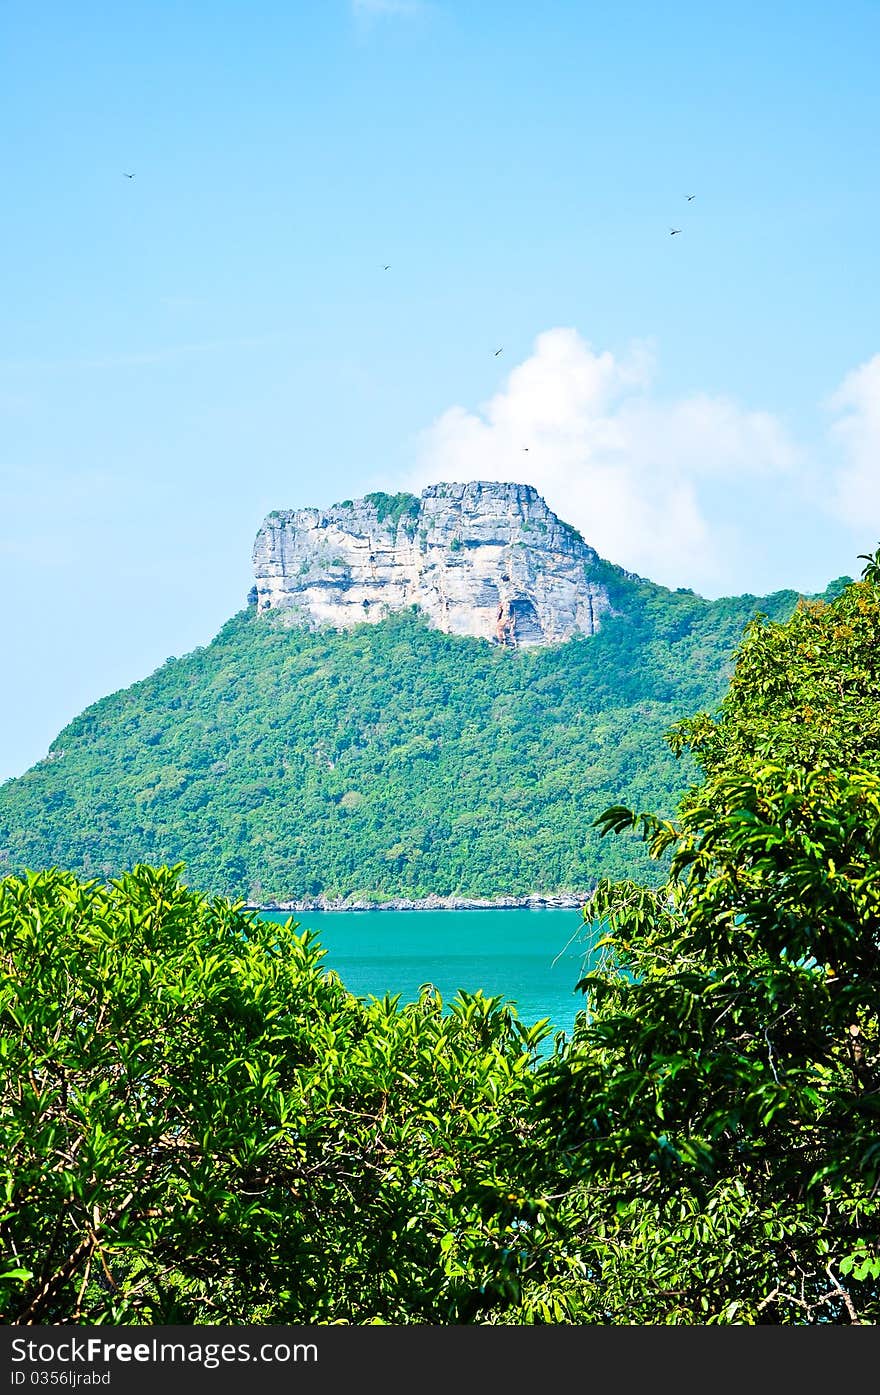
[0,571,849,902]
[361,490,420,531]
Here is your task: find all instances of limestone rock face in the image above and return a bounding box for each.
[251,481,615,647]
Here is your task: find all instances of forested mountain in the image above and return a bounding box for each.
[0,562,849,904]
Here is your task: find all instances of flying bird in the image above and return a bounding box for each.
[383,264,390,270]
[686,193,695,201]
[494,347,503,356]
[670,228,681,235]
[123,172,135,179]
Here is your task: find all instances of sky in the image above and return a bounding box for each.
[3,0,880,782]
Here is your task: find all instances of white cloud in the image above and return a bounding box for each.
[403,327,800,591]
[827,354,880,529]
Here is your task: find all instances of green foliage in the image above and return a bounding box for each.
[4,560,879,1326]
[363,491,420,531]
[667,572,873,782]
[0,580,838,904]
[0,863,574,1324]
[527,557,880,1323]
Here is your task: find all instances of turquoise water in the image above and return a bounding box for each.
[257,906,601,1047]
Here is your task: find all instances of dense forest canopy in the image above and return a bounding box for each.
[0,570,848,902]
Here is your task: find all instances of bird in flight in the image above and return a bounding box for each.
[522,447,529,452]
[383,264,390,270]
[686,193,695,201]
[670,227,681,235]
[494,347,503,356]
[123,172,135,179]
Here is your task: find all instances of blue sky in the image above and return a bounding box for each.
[3,0,880,781]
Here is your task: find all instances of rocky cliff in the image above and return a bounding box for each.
[250,480,615,647]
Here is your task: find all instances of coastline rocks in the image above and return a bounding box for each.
[247,890,590,913]
[251,480,616,647]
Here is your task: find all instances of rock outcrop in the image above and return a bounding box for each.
[247,891,589,912]
[251,480,615,647]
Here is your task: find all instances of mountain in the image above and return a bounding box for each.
[252,481,621,645]
[0,482,850,906]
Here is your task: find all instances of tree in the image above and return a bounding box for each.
[529,551,880,1323]
[666,550,880,783]
[0,863,566,1324]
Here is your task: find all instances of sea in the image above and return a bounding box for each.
[256,906,603,1053]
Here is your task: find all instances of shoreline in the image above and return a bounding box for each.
[247,891,591,913]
